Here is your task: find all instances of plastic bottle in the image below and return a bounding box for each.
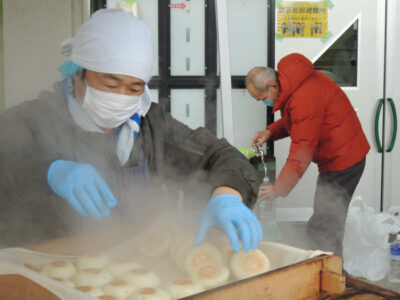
[256,176,276,222]
[255,176,280,241]
[389,233,400,283]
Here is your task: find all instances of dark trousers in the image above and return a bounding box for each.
[306,157,366,257]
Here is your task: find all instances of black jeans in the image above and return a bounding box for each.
[306,157,366,257]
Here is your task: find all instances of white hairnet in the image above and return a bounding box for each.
[60,8,153,83]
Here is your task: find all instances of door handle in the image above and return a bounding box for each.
[386,98,397,152]
[375,98,384,153]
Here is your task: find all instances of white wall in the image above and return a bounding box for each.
[3,0,85,108]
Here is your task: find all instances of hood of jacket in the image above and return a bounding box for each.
[273,53,314,113]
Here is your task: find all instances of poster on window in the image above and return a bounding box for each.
[277,1,328,38]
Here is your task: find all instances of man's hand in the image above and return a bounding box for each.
[47,160,117,218]
[251,129,272,147]
[195,194,262,253]
[258,185,277,202]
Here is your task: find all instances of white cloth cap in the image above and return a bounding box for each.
[60,8,153,82]
[60,8,153,116]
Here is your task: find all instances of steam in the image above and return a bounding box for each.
[276,175,352,258]
[63,169,211,253]
[0,83,207,251]
[0,81,351,262]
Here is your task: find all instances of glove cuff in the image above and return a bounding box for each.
[47,159,67,185]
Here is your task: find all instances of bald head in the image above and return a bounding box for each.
[246,67,277,92]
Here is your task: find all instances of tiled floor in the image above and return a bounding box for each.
[274,222,400,294]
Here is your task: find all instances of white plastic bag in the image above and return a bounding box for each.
[343,196,400,281]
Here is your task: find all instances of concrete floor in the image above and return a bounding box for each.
[274,222,400,294]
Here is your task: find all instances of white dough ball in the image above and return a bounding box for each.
[123,268,161,289]
[230,249,271,280]
[138,228,172,258]
[189,263,229,289]
[166,279,204,300]
[103,279,136,299]
[128,287,171,300]
[151,217,182,237]
[72,268,112,288]
[50,277,76,288]
[105,258,142,279]
[40,261,76,280]
[185,243,222,273]
[75,285,104,297]
[75,252,111,270]
[209,236,241,266]
[169,233,194,268]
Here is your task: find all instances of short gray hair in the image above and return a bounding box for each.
[246,67,277,92]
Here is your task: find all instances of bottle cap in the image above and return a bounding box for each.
[391,242,400,255]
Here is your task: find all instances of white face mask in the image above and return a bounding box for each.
[82,84,143,129]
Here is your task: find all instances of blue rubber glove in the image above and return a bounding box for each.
[195,195,263,252]
[47,160,117,219]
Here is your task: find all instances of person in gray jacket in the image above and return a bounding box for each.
[0,9,261,252]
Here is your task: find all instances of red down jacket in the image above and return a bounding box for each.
[268,53,370,197]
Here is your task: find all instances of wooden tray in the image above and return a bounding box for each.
[1,255,399,299]
[0,253,343,300]
[186,254,344,299]
[1,233,399,300]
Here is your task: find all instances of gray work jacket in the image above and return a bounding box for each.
[0,83,260,247]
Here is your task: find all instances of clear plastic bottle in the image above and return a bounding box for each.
[256,176,276,223]
[389,233,400,283]
[255,176,280,241]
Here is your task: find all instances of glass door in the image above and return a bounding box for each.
[273,0,385,217]
[382,0,400,213]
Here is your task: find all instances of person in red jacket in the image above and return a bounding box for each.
[246,53,370,257]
